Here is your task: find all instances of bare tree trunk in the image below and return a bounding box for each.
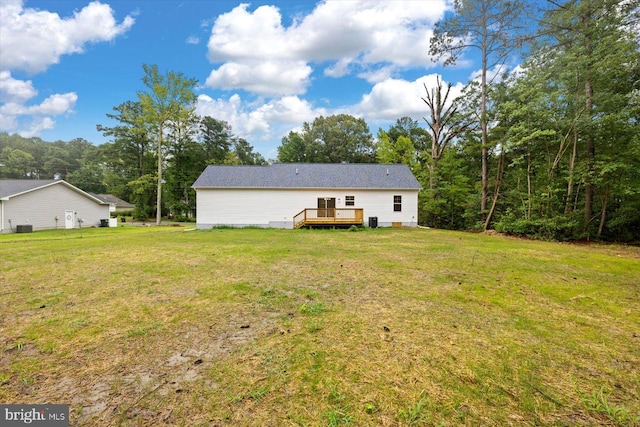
[428,161,436,190]
[527,143,532,220]
[597,187,609,238]
[565,130,578,214]
[584,81,594,232]
[582,11,594,236]
[480,47,489,222]
[156,126,163,226]
[484,151,504,230]
[421,77,470,191]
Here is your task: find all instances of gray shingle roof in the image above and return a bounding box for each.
[0,179,58,199]
[192,163,421,190]
[0,179,107,204]
[91,193,135,208]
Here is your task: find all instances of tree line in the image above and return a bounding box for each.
[1,0,638,241]
[0,109,266,222]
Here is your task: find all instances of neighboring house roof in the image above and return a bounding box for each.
[0,179,107,204]
[193,163,421,190]
[91,193,135,209]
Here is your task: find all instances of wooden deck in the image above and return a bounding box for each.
[293,208,364,229]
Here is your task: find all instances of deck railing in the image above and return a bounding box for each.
[293,208,364,228]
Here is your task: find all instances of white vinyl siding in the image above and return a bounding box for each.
[1,183,109,232]
[196,188,418,229]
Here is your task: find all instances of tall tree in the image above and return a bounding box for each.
[421,76,473,190]
[199,116,232,164]
[137,64,197,225]
[376,131,418,172]
[277,114,376,163]
[430,0,528,225]
[97,101,152,179]
[164,111,201,218]
[97,101,155,209]
[385,117,429,153]
[231,138,266,165]
[536,0,640,238]
[278,131,307,163]
[0,147,36,178]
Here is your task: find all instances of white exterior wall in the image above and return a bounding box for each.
[196,188,419,229]
[1,184,110,233]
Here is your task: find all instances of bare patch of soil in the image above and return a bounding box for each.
[2,310,279,426]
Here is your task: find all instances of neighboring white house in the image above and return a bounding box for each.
[192,163,421,229]
[0,179,111,233]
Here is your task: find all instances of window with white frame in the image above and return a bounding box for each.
[345,195,355,206]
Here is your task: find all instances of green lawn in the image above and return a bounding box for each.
[1,226,638,426]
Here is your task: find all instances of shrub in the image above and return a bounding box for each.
[494,211,579,241]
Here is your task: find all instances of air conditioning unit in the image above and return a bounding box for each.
[16,225,33,233]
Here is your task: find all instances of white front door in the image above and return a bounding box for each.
[65,210,75,229]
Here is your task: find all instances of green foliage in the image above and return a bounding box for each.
[231,138,266,165]
[0,147,36,178]
[325,384,354,426]
[277,114,375,163]
[0,133,100,181]
[127,173,157,220]
[494,210,580,241]
[376,131,417,170]
[199,116,232,164]
[4,0,639,246]
[583,387,639,426]
[397,395,430,425]
[172,215,195,223]
[419,147,474,229]
[66,163,107,193]
[299,302,328,315]
[248,386,270,402]
[137,64,198,224]
[277,131,307,162]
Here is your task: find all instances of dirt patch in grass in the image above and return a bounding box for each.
[4,309,279,425]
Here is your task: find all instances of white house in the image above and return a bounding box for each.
[192,163,421,229]
[0,179,111,233]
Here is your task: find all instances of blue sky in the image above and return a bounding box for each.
[0,0,488,160]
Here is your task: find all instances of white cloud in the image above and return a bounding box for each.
[254,95,326,125]
[207,4,293,63]
[0,113,56,138]
[205,60,312,96]
[357,66,395,84]
[0,89,77,135]
[294,1,442,64]
[0,0,132,138]
[0,0,135,73]
[0,71,37,103]
[324,58,353,78]
[186,35,200,45]
[29,93,78,115]
[357,74,465,121]
[204,1,448,95]
[196,93,269,136]
[19,117,56,138]
[196,93,326,157]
